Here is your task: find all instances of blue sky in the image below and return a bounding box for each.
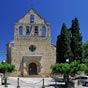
[0,0,88,61]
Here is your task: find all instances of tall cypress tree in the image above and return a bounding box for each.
[71,18,83,62]
[56,23,72,63]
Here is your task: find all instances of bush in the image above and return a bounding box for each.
[0,62,15,74]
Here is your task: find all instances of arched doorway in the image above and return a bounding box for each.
[29,63,37,75]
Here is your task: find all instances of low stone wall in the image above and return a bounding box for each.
[7,71,21,77]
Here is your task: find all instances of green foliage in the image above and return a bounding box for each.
[84,58,88,66]
[71,18,83,62]
[82,41,88,75]
[56,23,72,63]
[79,63,87,71]
[84,58,88,75]
[56,18,83,63]
[51,60,87,76]
[70,61,80,75]
[0,62,15,73]
[61,63,70,74]
[83,41,88,59]
[51,63,70,74]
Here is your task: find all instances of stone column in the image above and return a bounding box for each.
[23,25,26,36]
[45,26,48,37]
[46,25,50,37]
[29,25,31,36]
[38,25,42,36]
[14,25,19,39]
[30,25,34,36]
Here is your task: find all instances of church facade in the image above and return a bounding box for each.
[7,8,56,77]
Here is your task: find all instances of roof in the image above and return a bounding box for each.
[29,8,43,19]
[16,8,47,23]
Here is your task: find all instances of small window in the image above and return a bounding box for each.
[26,26,30,35]
[19,26,23,36]
[42,26,46,37]
[30,15,34,24]
[29,45,36,52]
[34,26,38,36]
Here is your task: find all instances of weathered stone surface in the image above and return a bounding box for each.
[7,8,56,77]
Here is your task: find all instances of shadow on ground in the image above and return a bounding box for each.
[48,84,66,88]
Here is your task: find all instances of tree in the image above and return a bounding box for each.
[51,61,87,85]
[83,41,88,60]
[51,61,82,76]
[82,41,88,75]
[56,23,72,63]
[71,18,83,62]
[0,61,15,85]
[0,61,15,76]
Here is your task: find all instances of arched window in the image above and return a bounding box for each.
[30,15,34,24]
[34,26,38,36]
[42,26,46,37]
[26,26,30,35]
[19,26,23,36]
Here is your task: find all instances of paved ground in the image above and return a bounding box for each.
[0,77,88,88]
[78,85,88,88]
[0,77,65,88]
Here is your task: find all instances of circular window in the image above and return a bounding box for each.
[29,45,36,52]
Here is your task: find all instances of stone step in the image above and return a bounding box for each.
[24,75,42,78]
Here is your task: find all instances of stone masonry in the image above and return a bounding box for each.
[7,8,56,77]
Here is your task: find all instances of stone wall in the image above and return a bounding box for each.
[7,8,56,77]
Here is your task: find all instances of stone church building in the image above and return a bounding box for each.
[7,8,56,77]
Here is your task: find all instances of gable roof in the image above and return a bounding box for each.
[16,8,44,23]
[29,8,43,19]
